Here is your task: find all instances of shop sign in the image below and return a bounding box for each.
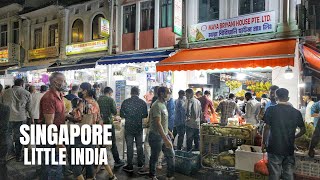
[8,43,20,62]
[66,39,108,56]
[0,49,8,63]
[28,46,58,60]
[99,17,110,38]
[189,11,276,42]
[173,0,182,36]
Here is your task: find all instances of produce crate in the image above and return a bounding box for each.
[295,153,320,178]
[235,145,265,172]
[201,135,221,155]
[175,150,200,175]
[239,170,268,180]
[201,153,236,171]
[294,174,320,180]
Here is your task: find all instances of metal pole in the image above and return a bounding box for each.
[108,0,114,55]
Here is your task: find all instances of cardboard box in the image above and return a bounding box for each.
[235,145,265,172]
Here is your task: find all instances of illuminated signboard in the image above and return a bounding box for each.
[99,17,110,38]
[0,49,8,63]
[66,39,108,55]
[173,0,182,36]
[28,46,58,59]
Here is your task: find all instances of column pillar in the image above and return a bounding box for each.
[135,2,141,51]
[277,0,290,32]
[108,0,114,55]
[288,0,298,30]
[58,9,69,60]
[154,0,160,48]
[179,0,188,48]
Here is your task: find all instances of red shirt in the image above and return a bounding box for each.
[198,96,215,120]
[40,89,65,127]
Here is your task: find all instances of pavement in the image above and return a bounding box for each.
[5,129,239,180]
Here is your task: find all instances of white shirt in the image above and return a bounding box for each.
[30,92,44,119]
[244,98,260,125]
[305,101,315,123]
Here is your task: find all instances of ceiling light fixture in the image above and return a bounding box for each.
[284,66,294,79]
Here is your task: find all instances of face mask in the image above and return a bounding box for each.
[164,95,171,102]
[78,91,84,99]
[54,81,67,92]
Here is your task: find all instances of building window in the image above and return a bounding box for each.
[160,0,173,28]
[199,0,219,23]
[13,22,19,44]
[92,14,105,40]
[87,5,91,11]
[72,19,84,43]
[123,4,136,34]
[239,0,265,15]
[34,28,42,49]
[75,9,79,14]
[0,24,7,47]
[99,2,104,8]
[48,24,58,47]
[141,0,155,31]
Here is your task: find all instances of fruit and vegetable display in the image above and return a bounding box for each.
[235,90,246,98]
[295,123,320,150]
[226,80,242,90]
[201,124,253,139]
[202,151,235,168]
[245,81,272,98]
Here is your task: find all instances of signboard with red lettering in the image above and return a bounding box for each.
[28,46,58,60]
[173,0,182,36]
[0,49,8,63]
[66,39,108,55]
[189,11,276,42]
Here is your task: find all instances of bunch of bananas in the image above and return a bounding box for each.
[236,90,246,97]
[247,81,272,93]
[226,80,242,90]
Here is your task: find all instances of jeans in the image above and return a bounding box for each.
[149,132,175,178]
[125,131,144,167]
[111,124,121,163]
[186,126,200,151]
[310,119,320,150]
[70,137,94,178]
[40,145,63,180]
[7,121,24,157]
[173,125,186,150]
[268,153,295,180]
[0,144,7,180]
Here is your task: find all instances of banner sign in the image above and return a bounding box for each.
[66,39,108,55]
[99,17,110,38]
[0,49,8,63]
[189,11,276,42]
[28,46,58,60]
[173,0,182,36]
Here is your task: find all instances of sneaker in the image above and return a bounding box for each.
[16,156,23,162]
[114,160,125,168]
[6,154,15,161]
[138,167,149,175]
[123,165,134,173]
[109,175,118,180]
[309,149,315,158]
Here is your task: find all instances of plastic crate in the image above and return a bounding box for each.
[239,170,268,180]
[294,174,320,180]
[175,150,200,175]
[201,137,221,155]
[295,153,320,178]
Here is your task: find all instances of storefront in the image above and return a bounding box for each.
[157,39,301,108]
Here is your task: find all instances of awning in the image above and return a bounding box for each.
[303,45,320,71]
[0,64,19,75]
[7,60,54,73]
[97,49,175,65]
[156,39,296,72]
[47,57,100,72]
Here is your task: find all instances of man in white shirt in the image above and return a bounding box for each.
[303,94,314,124]
[29,85,44,124]
[242,92,260,125]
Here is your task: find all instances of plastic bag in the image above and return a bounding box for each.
[254,153,269,176]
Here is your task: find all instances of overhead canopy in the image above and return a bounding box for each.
[97,50,175,65]
[0,64,19,75]
[156,39,296,72]
[303,45,320,71]
[47,57,100,72]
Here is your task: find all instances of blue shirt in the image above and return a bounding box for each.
[311,101,320,127]
[167,98,175,131]
[265,101,277,111]
[174,98,186,127]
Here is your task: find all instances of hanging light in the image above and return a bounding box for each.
[199,72,205,78]
[284,66,294,79]
[236,73,246,80]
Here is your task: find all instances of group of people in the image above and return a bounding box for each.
[1,72,320,180]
